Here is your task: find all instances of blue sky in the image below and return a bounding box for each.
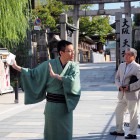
[91,1,140,23]
[106,1,140,9]
[91,1,140,10]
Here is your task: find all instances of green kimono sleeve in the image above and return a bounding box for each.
[21,61,49,104]
[61,62,81,112]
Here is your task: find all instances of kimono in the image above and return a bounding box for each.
[20,57,81,140]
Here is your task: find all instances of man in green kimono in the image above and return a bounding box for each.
[12,40,81,140]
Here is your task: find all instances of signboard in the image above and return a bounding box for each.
[34,26,41,30]
[58,0,139,5]
[120,17,132,63]
[0,59,5,93]
[34,18,41,26]
[34,18,41,30]
[0,59,12,94]
[0,49,13,94]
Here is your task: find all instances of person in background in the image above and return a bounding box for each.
[110,48,140,139]
[12,40,81,140]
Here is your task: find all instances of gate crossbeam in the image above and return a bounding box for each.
[67,7,140,16]
[59,0,140,5]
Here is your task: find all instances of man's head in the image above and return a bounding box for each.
[124,48,137,64]
[57,40,75,62]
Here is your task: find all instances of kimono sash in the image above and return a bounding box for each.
[50,58,81,112]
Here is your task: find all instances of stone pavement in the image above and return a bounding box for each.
[0,61,140,140]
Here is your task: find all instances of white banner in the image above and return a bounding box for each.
[0,58,13,94]
[120,17,132,63]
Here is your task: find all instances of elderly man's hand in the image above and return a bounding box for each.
[123,86,129,92]
[119,86,129,93]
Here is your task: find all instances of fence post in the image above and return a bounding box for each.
[14,80,19,103]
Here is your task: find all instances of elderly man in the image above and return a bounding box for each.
[110,48,140,139]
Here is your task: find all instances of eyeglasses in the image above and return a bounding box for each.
[64,50,75,53]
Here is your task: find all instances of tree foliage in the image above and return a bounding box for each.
[32,1,112,43]
[0,0,30,48]
[79,16,113,43]
[80,4,93,10]
[32,0,71,31]
[133,13,140,63]
[133,13,140,26]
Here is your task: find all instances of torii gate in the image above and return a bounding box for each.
[59,0,140,67]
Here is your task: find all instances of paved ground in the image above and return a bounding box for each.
[0,61,140,140]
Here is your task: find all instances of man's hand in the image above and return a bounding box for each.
[11,60,21,72]
[119,86,125,92]
[49,63,56,78]
[49,63,62,80]
[123,86,129,92]
[119,86,129,92]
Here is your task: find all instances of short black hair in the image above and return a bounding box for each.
[57,40,72,55]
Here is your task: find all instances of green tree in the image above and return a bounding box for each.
[79,16,113,43]
[133,13,140,63]
[32,0,71,31]
[80,4,93,10]
[0,0,30,49]
[133,13,140,26]
[32,1,112,43]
